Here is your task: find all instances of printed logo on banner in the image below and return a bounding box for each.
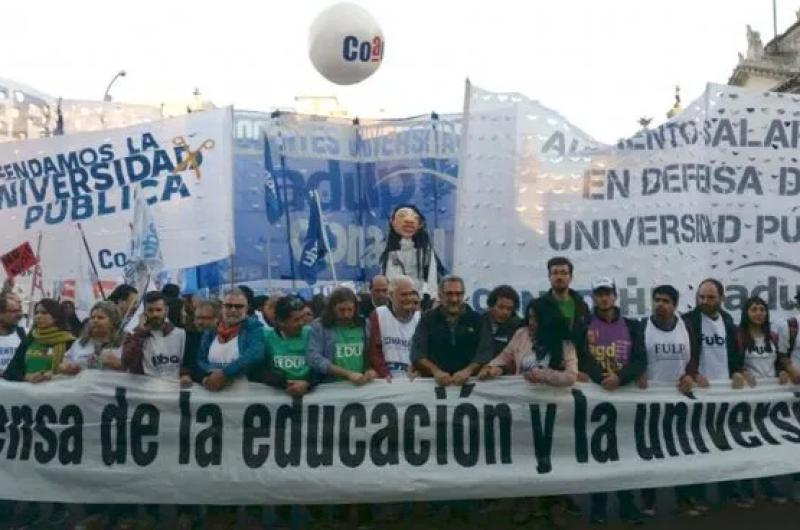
[0,108,234,280]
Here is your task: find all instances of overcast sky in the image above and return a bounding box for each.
[2,0,793,142]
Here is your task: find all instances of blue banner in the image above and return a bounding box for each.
[228,111,460,288]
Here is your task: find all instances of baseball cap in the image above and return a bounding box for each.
[591,277,616,293]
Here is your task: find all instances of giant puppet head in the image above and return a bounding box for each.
[379,204,444,305]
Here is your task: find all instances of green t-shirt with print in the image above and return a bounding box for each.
[25,341,56,375]
[333,326,365,376]
[264,327,311,381]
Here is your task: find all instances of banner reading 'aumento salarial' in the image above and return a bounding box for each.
[1,372,800,504]
[456,83,800,318]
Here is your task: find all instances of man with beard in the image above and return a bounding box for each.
[411,275,482,386]
[122,291,186,380]
[682,278,745,509]
[195,288,264,392]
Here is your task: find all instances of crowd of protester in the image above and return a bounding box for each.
[1,257,800,530]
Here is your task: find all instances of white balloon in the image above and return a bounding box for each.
[308,2,384,85]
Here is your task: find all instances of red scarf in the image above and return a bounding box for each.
[216,322,242,344]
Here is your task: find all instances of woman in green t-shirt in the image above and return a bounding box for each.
[307,287,376,385]
[3,298,75,383]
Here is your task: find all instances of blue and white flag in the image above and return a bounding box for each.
[125,188,163,292]
[263,135,283,224]
[298,190,335,285]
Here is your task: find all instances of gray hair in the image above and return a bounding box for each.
[196,299,222,318]
[223,287,249,301]
[389,275,415,293]
[439,275,465,291]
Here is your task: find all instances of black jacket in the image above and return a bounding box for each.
[411,305,483,374]
[682,308,742,377]
[579,308,646,385]
[530,289,590,352]
[3,334,75,382]
[474,312,523,364]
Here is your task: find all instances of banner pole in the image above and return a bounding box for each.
[352,118,367,285]
[27,232,43,324]
[272,111,297,290]
[265,233,273,290]
[77,223,106,300]
[314,190,338,285]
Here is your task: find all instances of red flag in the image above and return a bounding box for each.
[1,242,39,278]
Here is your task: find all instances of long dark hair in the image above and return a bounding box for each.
[525,299,564,369]
[34,298,69,331]
[378,204,445,281]
[739,296,773,353]
[320,288,364,328]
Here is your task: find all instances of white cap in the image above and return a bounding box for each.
[591,277,616,292]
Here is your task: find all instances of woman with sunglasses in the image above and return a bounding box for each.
[307,287,376,385]
[60,301,125,374]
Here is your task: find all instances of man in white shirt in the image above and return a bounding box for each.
[681,278,745,509]
[637,285,699,518]
[0,294,25,377]
[367,275,421,380]
[122,291,186,380]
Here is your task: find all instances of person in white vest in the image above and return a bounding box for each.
[122,291,186,380]
[195,288,265,392]
[367,275,421,380]
[636,285,702,518]
[0,293,25,378]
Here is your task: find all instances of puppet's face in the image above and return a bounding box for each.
[391,207,421,239]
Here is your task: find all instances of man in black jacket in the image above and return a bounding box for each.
[682,278,745,388]
[580,278,646,526]
[474,285,522,364]
[531,257,590,354]
[681,278,746,509]
[411,275,482,386]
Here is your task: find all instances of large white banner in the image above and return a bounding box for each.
[0,108,234,281]
[455,83,800,318]
[1,372,800,504]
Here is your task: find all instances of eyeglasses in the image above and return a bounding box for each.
[223,303,246,310]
